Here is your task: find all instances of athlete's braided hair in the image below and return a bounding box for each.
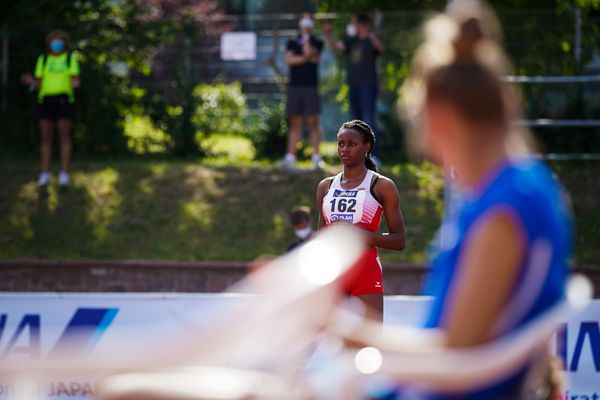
[339,120,377,172]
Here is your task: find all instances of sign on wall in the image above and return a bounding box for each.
[220,32,257,61]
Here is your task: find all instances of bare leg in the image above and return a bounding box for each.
[286,116,303,156]
[57,119,72,172]
[306,115,322,157]
[356,293,384,322]
[40,119,54,172]
[342,293,384,349]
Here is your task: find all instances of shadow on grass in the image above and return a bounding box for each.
[0,159,444,263]
[0,167,101,258]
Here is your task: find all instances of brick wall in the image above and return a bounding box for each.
[0,259,599,297]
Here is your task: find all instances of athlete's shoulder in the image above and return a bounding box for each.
[372,173,397,191]
[318,175,336,186]
[489,159,557,203]
[371,173,400,205]
[475,159,568,229]
[317,176,336,194]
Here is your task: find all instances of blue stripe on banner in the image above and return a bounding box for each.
[86,308,118,352]
[49,308,118,357]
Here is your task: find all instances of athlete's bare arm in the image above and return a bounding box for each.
[365,176,406,250]
[442,210,524,347]
[316,177,334,230]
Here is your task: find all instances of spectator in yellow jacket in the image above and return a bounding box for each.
[22,30,80,187]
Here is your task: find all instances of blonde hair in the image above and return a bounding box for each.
[400,0,534,158]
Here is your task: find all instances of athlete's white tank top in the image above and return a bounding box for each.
[322,170,383,233]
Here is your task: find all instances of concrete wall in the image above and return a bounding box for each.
[1,259,599,297]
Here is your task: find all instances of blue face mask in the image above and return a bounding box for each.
[50,39,65,53]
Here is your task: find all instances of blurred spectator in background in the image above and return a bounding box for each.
[286,205,314,252]
[323,13,384,167]
[21,29,80,187]
[282,12,325,172]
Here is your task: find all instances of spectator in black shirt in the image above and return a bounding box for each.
[282,12,325,171]
[323,13,385,166]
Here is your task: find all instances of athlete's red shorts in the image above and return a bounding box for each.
[338,247,384,296]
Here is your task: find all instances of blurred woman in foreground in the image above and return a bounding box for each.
[396,1,573,398]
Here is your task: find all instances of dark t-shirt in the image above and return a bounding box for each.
[286,35,323,87]
[286,236,312,253]
[344,37,380,87]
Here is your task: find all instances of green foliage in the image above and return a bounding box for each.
[199,135,256,163]
[0,0,168,154]
[0,0,231,157]
[123,115,173,154]
[246,101,289,159]
[139,82,249,155]
[192,82,248,138]
[146,93,200,157]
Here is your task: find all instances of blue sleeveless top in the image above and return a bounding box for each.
[420,158,572,398]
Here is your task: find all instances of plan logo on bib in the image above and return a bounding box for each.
[331,214,353,222]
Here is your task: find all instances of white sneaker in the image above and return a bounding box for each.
[58,171,70,187]
[37,171,51,186]
[280,154,297,171]
[311,154,325,171]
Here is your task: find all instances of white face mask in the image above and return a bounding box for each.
[346,23,357,37]
[294,226,312,240]
[299,17,314,30]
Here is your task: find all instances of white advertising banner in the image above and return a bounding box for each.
[0,293,597,399]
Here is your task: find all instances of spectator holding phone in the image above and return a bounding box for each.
[323,14,384,166]
[282,12,325,171]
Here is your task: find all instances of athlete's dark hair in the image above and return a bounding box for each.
[339,119,377,172]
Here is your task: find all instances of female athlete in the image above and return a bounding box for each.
[316,120,406,320]
[392,4,573,398]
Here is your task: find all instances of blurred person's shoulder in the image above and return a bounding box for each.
[478,158,569,223]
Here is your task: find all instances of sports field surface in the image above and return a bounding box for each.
[1,156,598,265]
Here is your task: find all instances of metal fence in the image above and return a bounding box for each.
[3,9,600,143]
[135,11,594,79]
[141,10,600,137]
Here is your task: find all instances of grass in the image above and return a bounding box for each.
[0,137,598,265]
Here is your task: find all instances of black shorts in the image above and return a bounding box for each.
[286,86,320,117]
[37,95,76,121]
